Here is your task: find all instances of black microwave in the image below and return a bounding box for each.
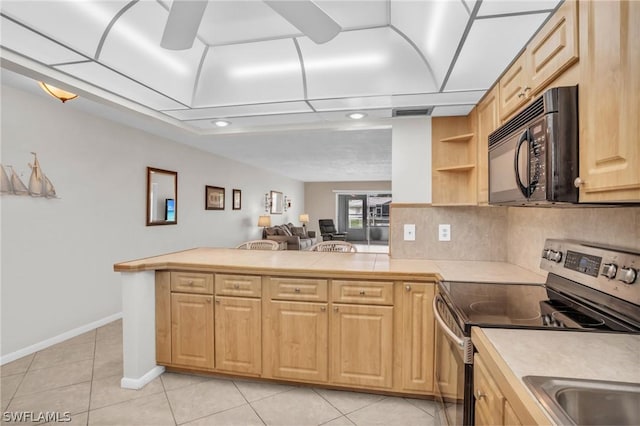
[488,86,579,205]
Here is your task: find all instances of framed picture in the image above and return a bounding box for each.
[270,190,283,214]
[232,189,241,210]
[205,186,225,210]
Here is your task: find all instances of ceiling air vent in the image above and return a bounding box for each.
[392,107,433,117]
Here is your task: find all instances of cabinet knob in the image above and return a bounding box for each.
[405,285,411,292]
[233,283,240,289]
[574,177,584,188]
[359,290,366,295]
[187,280,194,285]
[524,86,531,93]
[333,306,339,312]
[320,306,326,312]
[294,287,301,293]
[475,390,486,400]
[517,92,525,98]
[208,299,213,304]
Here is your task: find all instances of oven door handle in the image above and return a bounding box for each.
[433,294,465,349]
[433,294,474,364]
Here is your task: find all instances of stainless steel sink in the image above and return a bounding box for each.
[523,376,640,425]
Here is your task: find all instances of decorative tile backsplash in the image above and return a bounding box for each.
[390,204,640,274]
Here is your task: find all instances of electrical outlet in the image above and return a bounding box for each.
[438,224,451,241]
[404,224,416,241]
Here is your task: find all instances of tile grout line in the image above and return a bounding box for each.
[402,397,438,419]
[159,374,179,425]
[85,329,98,426]
[231,380,267,426]
[3,353,36,417]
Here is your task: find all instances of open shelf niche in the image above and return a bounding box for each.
[431,114,477,205]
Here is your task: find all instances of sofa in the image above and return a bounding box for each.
[263,223,317,250]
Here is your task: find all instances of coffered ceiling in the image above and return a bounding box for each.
[0,0,561,181]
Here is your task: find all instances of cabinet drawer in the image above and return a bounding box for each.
[268,277,328,302]
[215,274,261,297]
[331,280,394,305]
[170,271,214,294]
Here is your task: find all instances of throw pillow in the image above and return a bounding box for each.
[265,227,278,236]
[275,227,286,236]
[281,225,293,236]
[291,226,306,237]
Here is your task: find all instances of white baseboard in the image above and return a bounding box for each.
[0,312,123,365]
[121,366,165,390]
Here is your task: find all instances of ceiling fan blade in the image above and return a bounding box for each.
[161,0,208,50]
[264,0,341,44]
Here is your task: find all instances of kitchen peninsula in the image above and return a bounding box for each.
[113,247,544,394]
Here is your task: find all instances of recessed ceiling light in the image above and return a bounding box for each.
[347,112,367,120]
[213,120,231,127]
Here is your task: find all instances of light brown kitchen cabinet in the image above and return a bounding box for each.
[499,1,579,120]
[474,354,506,426]
[171,293,214,369]
[475,86,499,205]
[399,282,435,392]
[503,400,523,426]
[432,115,477,205]
[214,296,261,375]
[330,303,393,389]
[577,0,640,202]
[264,300,328,382]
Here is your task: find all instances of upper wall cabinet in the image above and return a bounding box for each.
[476,86,500,205]
[499,1,579,120]
[577,1,640,202]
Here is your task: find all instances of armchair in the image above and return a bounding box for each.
[318,219,347,241]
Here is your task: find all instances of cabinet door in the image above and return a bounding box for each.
[331,304,393,389]
[400,283,435,392]
[171,293,214,368]
[499,54,528,120]
[476,87,499,205]
[578,0,640,202]
[214,296,261,375]
[474,354,505,426]
[264,300,328,382]
[527,0,579,95]
[503,400,523,426]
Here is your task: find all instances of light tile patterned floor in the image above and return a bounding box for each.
[1,320,438,425]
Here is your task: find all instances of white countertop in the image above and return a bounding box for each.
[480,328,640,422]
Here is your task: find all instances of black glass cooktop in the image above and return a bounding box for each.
[438,281,624,333]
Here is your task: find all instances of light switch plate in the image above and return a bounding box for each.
[404,224,416,241]
[438,224,451,241]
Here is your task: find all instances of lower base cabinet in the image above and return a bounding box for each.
[330,304,393,389]
[214,296,261,375]
[474,354,523,426]
[264,300,328,382]
[171,293,214,369]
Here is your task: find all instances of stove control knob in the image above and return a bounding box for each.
[548,250,563,263]
[601,263,618,280]
[541,249,551,259]
[618,267,637,284]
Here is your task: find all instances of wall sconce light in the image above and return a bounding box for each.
[38,82,78,103]
[283,195,292,211]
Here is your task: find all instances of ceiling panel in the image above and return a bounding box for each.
[444,13,549,91]
[163,101,312,120]
[315,1,388,29]
[99,1,203,105]
[196,1,300,45]
[0,16,87,65]
[310,96,392,111]
[301,27,436,100]
[0,1,128,58]
[56,62,187,110]
[193,39,304,107]
[390,0,469,88]
[392,90,486,107]
[431,104,475,116]
[478,0,561,17]
[187,112,324,130]
[317,109,391,121]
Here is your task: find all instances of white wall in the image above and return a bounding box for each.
[391,116,431,203]
[0,84,303,357]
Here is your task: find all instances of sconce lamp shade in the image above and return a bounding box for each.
[299,214,310,224]
[38,82,78,103]
[258,215,271,227]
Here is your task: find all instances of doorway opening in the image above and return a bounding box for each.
[337,192,391,250]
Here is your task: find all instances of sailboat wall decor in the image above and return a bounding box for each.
[0,152,58,198]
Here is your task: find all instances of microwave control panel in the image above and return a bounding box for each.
[529,123,546,198]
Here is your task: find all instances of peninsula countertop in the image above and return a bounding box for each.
[113,247,546,284]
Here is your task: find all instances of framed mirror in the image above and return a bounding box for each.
[147,167,177,226]
[270,190,283,214]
